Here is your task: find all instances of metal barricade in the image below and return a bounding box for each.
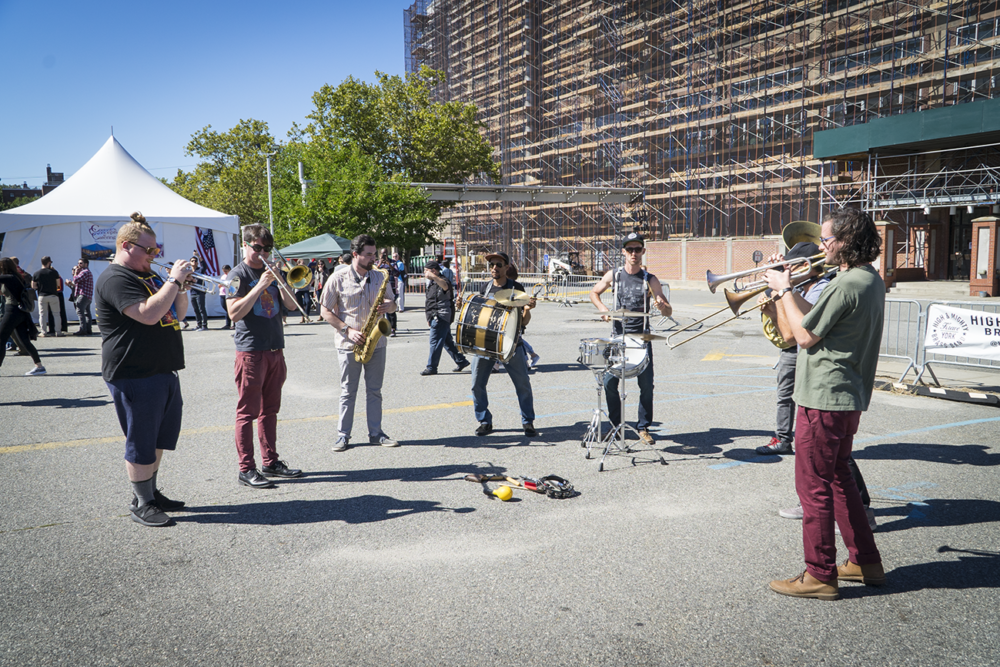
[879,299,924,383]
[915,300,1000,385]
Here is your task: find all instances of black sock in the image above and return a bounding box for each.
[151,469,159,492]
[132,477,156,507]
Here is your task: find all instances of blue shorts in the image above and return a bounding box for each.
[106,372,183,465]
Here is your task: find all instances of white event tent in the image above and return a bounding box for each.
[0,136,239,320]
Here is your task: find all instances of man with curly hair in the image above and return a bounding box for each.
[763,208,886,600]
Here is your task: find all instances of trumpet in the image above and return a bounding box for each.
[668,261,835,349]
[706,252,826,294]
[154,260,241,294]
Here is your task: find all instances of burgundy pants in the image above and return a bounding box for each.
[234,350,287,472]
[795,406,881,582]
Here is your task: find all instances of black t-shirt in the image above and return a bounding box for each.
[227,262,284,352]
[32,267,61,296]
[94,264,185,382]
[425,278,454,323]
[613,268,653,335]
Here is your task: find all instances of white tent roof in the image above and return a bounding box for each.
[0,136,239,234]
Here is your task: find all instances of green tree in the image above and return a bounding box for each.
[167,119,278,228]
[0,195,40,212]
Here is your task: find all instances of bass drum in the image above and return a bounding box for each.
[607,335,650,379]
[455,294,523,363]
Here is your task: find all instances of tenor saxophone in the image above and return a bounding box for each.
[354,267,392,363]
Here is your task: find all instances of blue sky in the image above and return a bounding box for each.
[0,0,411,188]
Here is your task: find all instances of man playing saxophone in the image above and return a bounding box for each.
[320,234,398,452]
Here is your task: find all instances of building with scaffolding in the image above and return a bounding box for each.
[404,0,1000,287]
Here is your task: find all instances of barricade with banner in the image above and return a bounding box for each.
[917,301,1000,384]
[880,299,924,383]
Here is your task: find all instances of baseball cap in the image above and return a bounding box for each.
[622,232,645,248]
[485,251,510,266]
[424,260,440,272]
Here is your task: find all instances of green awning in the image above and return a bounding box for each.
[278,233,351,259]
[814,97,1000,160]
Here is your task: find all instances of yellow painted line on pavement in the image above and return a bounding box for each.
[701,351,772,361]
[0,399,474,455]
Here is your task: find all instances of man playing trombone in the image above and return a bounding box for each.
[225,224,304,488]
[763,208,885,601]
[590,232,671,446]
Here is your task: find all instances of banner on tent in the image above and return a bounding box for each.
[81,222,163,261]
[924,304,1000,361]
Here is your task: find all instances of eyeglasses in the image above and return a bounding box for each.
[129,242,160,256]
[249,243,274,253]
[624,246,644,254]
[488,262,506,269]
[819,235,836,244]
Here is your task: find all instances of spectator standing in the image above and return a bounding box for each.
[189,252,209,331]
[378,251,399,336]
[217,264,233,330]
[66,258,94,336]
[393,252,407,312]
[294,259,314,323]
[32,256,64,337]
[0,257,45,375]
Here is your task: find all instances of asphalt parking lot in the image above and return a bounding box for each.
[2,287,999,666]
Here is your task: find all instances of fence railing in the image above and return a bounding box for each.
[880,298,1000,386]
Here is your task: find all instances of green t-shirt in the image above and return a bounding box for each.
[793,265,885,411]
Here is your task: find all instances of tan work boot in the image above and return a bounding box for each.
[769,571,840,601]
[837,560,886,586]
[639,430,655,446]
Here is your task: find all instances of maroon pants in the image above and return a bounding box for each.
[795,406,881,582]
[234,350,287,472]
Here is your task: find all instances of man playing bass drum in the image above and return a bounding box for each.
[590,233,672,446]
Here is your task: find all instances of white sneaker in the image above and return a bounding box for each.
[370,434,399,447]
[778,504,803,520]
[530,354,540,368]
[25,366,47,376]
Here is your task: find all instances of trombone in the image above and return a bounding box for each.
[153,261,241,294]
[259,248,313,321]
[706,252,825,294]
[668,257,831,349]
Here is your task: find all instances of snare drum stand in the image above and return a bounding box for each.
[581,364,609,456]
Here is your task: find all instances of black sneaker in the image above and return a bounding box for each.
[420,367,437,376]
[238,469,276,488]
[131,501,173,527]
[262,460,303,478]
[756,437,794,455]
[475,422,493,436]
[132,490,185,512]
[453,359,471,372]
[523,422,538,437]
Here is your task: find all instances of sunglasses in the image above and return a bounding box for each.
[488,262,506,269]
[130,243,160,256]
[624,246,644,253]
[249,243,274,253]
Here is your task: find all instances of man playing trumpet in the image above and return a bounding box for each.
[226,224,304,488]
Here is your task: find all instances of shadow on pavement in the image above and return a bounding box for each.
[280,463,506,485]
[401,423,588,449]
[175,494,475,525]
[839,546,999,598]
[873,498,1000,533]
[658,427,773,457]
[1,395,111,409]
[854,442,1000,466]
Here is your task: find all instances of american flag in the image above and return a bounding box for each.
[195,227,220,276]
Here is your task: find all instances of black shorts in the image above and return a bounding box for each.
[106,372,183,465]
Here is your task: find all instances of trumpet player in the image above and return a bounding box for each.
[763,208,885,601]
[319,234,398,452]
[94,212,191,527]
[225,224,304,488]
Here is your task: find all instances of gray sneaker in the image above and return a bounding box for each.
[778,504,803,520]
[370,434,399,447]
[25,366,47,376]
[332,436,350,452]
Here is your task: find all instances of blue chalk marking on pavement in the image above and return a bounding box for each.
[710,416,1000,470]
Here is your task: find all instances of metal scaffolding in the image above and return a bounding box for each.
[404,0,1000,272]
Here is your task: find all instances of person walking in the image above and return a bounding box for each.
[420,260,469,376]
[0,257,45,376]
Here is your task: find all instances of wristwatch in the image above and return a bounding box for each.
[778,287,793,298]
[340,323,350,335]
[166,276,179,286]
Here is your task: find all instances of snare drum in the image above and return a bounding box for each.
[606,335,650,379]
[578,337,614,368]
[455,294,523,362]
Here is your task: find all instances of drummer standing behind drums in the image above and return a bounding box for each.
[590,232,672,446]
[470,251,538,437]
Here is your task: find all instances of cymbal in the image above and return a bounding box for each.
[493,289,533,306]
[626,332,665,342]
[595,309,649,318]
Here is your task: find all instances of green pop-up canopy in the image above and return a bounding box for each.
[278,233,351,259]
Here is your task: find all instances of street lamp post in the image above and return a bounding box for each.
[265,150,277,236]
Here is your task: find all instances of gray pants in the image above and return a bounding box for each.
[336,346,386,440]
[775,348,797,445]
[74,296,93,334]
[38,294,61,332]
